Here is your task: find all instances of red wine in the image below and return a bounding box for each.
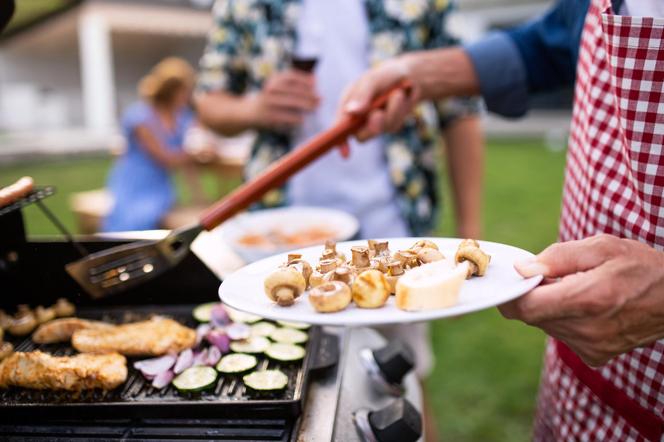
[291,57,318,73]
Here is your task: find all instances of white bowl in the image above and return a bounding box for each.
[222,206,359,263]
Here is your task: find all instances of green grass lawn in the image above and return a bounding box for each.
[0,138,566,441]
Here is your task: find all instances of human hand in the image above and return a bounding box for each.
[340,57,421,141]
[247,69,319,130]
[499,234,664,367]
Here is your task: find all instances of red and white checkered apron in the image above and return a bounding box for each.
[534,0,664,440]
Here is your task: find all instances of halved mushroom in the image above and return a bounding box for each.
[417,247,445,264]
[309,281,352,313]
[385,261,405,294]
[0,342,13,361]
[393,250,420,269]
[351,269,390,309]
[53,298,76,317]
[455,240,490,278]
[351,246,371,269]
[9,310,38,336]
[264,266,307,306]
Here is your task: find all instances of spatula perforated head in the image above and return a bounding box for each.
[65,225,201,298]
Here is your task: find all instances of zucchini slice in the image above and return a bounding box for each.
[269,327,308,345]
[192,302,217,322]
[225,306,263,324]
[229,336,271,354]
[250,322,277,337]
[276,320,311,330]
[243,370,288,392]
[172,366,217,392]
[265,343,306,362]
[216,353,258,374]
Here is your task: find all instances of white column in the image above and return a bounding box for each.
[78,10,116,132]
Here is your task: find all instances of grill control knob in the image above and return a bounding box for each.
[353,398,422,442]
[359,341,415,396]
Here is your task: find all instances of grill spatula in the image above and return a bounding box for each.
[66,81,411,298]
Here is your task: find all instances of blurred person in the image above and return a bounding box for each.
[195,1,484,438]
[104,57,210,232]
[339,0,664,440]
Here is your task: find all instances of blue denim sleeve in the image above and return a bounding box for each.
[463,0,589,118]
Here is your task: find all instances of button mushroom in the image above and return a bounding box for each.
[53,298,76,317]
[327,266,354,285]
[9,309,38,336]
[35,305,57,324]
[264,266,307,306]
[324,240,346,263]
[367,240,390,258]
[0,310,12,330]
[0,342,13,361]
[351,269,390,309]
[308,281,352,313]
[393,250,420,269]
[286,255,313,287]
[455,239,490,278]
[417,247,445,264]
[310,258,337,288]
[385,261,405,294]
[351,246,371,270]
[411,239,439,252]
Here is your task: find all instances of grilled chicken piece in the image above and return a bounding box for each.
[72,316,196,356]
[32,318,113,344]
[0,351,127,390]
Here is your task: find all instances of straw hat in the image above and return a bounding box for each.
[138,57,195,104]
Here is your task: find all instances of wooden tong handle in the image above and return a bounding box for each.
[199,79,412,231]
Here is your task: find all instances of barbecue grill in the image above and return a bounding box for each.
[0,191,425,441]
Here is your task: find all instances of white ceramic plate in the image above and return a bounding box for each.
[222,206,359,263]
[219,238,542,326]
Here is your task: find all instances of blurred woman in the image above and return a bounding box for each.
[104,57,198,232]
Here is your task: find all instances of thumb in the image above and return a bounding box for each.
[343,60,408,115]
[515,235,620,279]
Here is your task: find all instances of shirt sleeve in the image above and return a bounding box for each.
[196,0,249,95]
[464,0,589,118]
[424,0,482,127]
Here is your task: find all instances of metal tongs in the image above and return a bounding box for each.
[66,81,412,298]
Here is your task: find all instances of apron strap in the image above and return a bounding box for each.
[555,340,664,441]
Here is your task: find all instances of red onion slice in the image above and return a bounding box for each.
[134,354,176,377]
[195,324,212,346]
[207,346,222,366]
[210,304,230,328]
[205,329,230,352]
[151,370,174,389]
[225,323,251,341]
[173,348,194,374]
[192,348,209,366]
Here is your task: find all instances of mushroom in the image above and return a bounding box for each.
[411,239,439,252]
[0,342,13,361]
[351,246,371,269]
[35,305,57,324]
[327,266,354,285]
[286,256,313,287]
[0,310,12,330]
[308,281,352,313]
[370,256,390,273]
[324,240,346,262]
[351,269,390,308]
[264,266,307,306]
[53,298,76,317]
[385,261,405,294]
[8,309,38,336]
[393,250,420,269]
[417,247,445,264]
[310,258,338,288]
[455,239,490,278]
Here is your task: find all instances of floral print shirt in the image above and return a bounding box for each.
[198,0,479,235]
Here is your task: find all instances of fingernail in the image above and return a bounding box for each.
[345,100,362,113]
[514,258,548,277]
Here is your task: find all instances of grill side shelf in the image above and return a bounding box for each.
[0,305,320,419]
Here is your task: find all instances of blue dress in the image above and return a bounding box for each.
[103,102,193,232]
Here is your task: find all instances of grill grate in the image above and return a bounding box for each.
[0,305,319,419]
